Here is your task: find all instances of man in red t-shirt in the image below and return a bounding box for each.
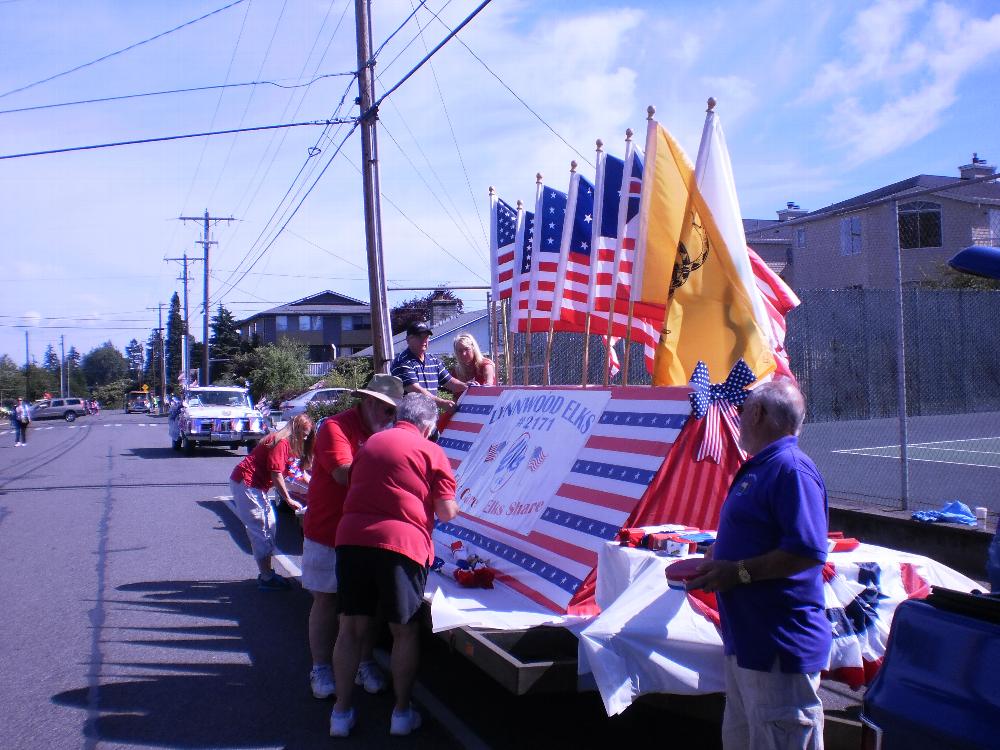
[329,393,457,738]
[302,374,403,700]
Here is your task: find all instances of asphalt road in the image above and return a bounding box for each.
[0,412,724,750]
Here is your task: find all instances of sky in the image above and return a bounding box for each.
[2,0,999,364]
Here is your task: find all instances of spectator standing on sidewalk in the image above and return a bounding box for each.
[229,413,314,590]
[391,321,467,411]
[686,379,831,750]
[13,397,31,447]
[330,393,458,738]
[302,373,403,700]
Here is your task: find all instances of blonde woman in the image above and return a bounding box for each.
[229,413,315,589]
[452,333,496,386]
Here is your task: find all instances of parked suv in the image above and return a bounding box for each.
[31,397,88,422]
[277,387,350,423]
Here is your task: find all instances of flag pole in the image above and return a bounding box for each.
[582,139,603,387]
[546,160,578,386]
[605,128,633,386]
[501,298,512,384]
[525,173,543,385]
[624,106,658,384]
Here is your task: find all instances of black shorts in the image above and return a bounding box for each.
[335,545,428,625]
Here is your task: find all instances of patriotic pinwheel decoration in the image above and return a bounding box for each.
[688,359,756,463]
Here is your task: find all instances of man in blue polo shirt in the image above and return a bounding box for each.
[391,321,467,410]
[687,379,830,750]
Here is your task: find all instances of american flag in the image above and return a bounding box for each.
[551,173,595,329]
[526,186,567,320]
[582,145,661,374]
[509,211,535,332]
[527,446,547,472]
[435,386,691,613]
[491,196,518,301]
[747,247,800,380]
[484,440,506,463]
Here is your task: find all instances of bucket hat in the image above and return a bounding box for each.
[352,373,404,408]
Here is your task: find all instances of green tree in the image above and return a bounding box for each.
[166,292,185,386]
[42,344,60,375]
[125,338,144,384]
[390,289,463,335]
[0,354,24,403]
[210,304,242,383]
[65,346,86,395]
[82,341,129,387]
[919,262,1000,290]
[232,338,310,402]
[143,330,164,394]
[92,377,132,410]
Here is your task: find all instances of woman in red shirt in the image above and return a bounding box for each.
[451,332,496,385]
[229,413,314,590]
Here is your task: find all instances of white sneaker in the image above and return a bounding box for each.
[389,706,422,736]
[329,707,356,738]
[310,665,335,699]
[355,660,387,694]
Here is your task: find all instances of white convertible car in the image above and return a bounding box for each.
[169,386,268,454]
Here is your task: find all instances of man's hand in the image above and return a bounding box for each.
[683,559,741,594]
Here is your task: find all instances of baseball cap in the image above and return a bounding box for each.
[352,373,404,408]
[406,321,433,336]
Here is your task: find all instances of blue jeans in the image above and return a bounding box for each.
[14,421,28,443]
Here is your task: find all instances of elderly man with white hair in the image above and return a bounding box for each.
[329,393,458,738]
[687,379,831,750]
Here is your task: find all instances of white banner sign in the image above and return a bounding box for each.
[454,389,611,534]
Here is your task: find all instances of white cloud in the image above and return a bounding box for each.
[801,0,1000,163]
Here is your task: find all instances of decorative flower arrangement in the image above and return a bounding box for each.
[447,542,497,588]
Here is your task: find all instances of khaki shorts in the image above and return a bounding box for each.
[301,538,338,593]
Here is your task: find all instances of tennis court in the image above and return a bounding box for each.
[833,436,1000,469]
[798,412,1000,513]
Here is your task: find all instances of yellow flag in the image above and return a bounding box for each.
[634,120,774,386]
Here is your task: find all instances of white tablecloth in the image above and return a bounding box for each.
[578,541,980,715]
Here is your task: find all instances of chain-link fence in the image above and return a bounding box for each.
[495,287,1000,515]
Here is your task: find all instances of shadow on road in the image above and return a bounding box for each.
[50,578,451,749]
[196,499,304,559]
[124,447,178,460]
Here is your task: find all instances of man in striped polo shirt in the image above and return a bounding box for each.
[390,321,467,411]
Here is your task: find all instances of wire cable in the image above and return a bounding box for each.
[370,0,428,62]
[0,0,250,100]
[0,72,356,116]
[406,0,488,245]
[0,119,352,161]
[340,153,487,282]
[423,3,594,168]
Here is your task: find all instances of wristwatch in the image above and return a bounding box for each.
[736,559,752,584]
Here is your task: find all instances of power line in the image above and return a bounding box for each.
[424,3,594,168]
[370,0,494,112]
[0,119,353,160]
[0,0,250,100]
[0,72,357,116]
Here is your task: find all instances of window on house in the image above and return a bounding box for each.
[310,316,323,331]
[795,228,806,249]
[839,216,862,256]
[341,316,353,331]
[353,315,371,330]
[898,201,942,249]
[276,315,288,331]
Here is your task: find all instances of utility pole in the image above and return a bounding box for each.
[178,209,233,385]
[355,0,393,372]
[60,334,66,397]
[165,251,201,388]
[147,304,168,414]
[24,331,30,399]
